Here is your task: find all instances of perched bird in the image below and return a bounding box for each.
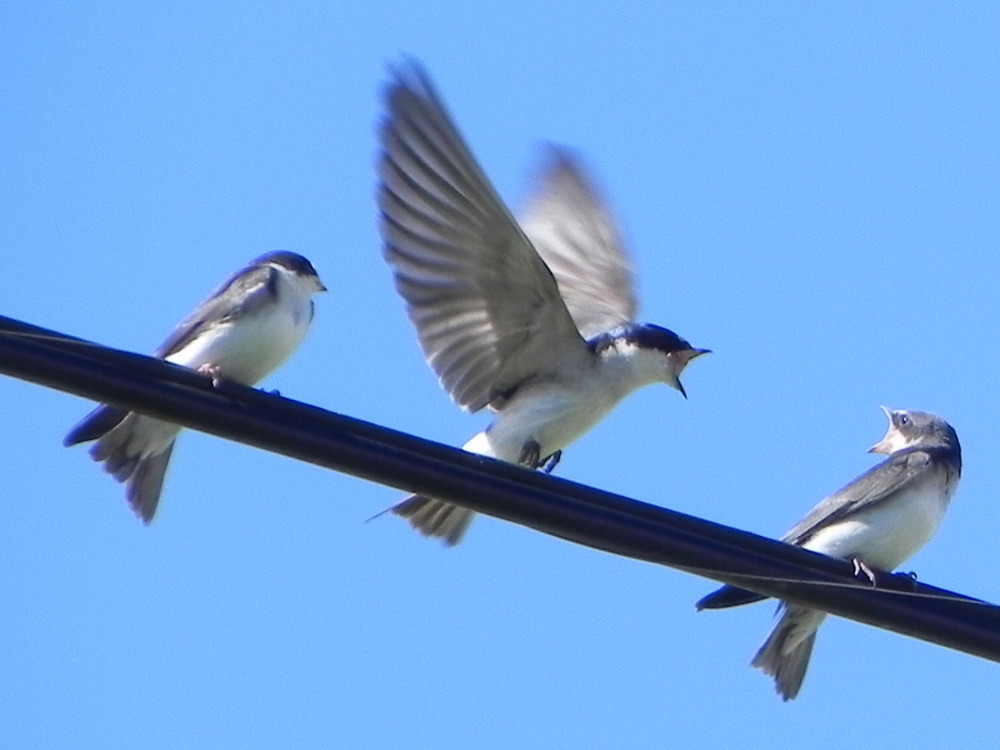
[64,251,326,523]
[697,408,962,701]
[377,61,708,545]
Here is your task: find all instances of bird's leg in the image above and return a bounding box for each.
[518,439,542,469]
[197,363,225,388]
[540,450,562,474]
[851,558,877,587]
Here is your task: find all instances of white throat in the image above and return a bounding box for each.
[594,339,674,398]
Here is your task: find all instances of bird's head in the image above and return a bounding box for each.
[594,323,710,398]
[869,407,960,456]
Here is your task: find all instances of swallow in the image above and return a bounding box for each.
[697,408,962,700]
[65,250,326,523]
[376,61,708,545]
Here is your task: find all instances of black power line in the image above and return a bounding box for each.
[1,313,999,662]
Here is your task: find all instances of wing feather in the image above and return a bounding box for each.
[378,62,587,412]
[783,448,938,545]
[153,265,277,358]
[520,148,638,339]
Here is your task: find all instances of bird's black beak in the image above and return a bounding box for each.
[671,347,710,399]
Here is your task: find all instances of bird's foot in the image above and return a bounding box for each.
[540,450,562,474]
[851,558,878,587]
[197,363,225,387]
[518,439,542,469]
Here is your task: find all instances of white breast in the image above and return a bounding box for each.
[802,472,954,570]
[166,277,314,386]
[480,371,635,463]
[471,338,674,465]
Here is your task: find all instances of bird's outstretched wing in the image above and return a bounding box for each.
[520,148,637,340]
[378,62,588,412]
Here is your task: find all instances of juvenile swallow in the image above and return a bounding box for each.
[697,408,962,700]
[377,62,708,545]
[64,251,326,523]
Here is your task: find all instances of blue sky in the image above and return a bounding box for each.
[3,2,1000,747]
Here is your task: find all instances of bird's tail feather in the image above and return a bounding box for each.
[124,443,175,524]
[751,605,826,701]
[86,417,176,524]
[391,495,474,546]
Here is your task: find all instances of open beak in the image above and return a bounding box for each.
[672,348,711,399]
[868,406,895,454]
[868,438,891,454]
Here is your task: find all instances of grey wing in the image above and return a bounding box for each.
[783,450,934,546]
[519,148,638,340]
[378,62,588,412]
[153,265,277,358]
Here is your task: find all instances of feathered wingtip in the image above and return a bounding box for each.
[63,405,128,447]
[696,584,768,610]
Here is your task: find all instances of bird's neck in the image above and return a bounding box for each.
[590,335,668,396]
[272,271,317,325]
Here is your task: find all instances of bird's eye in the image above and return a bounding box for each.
[899,414,910,426]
